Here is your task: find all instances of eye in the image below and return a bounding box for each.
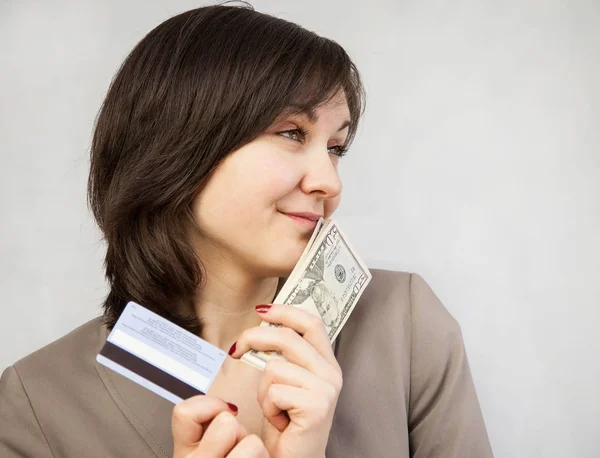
[328,145,348,158]
[279,127,308,143]
[279,127,348,158]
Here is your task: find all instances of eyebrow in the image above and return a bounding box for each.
[336,119,351,132]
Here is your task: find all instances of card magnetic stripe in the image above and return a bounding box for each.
[98,340,203,399]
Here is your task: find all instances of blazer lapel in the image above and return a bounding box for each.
[95,325,175,458]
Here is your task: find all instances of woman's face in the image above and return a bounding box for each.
[191,92,351,277]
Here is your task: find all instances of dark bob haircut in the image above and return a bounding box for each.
[87,1,366,334]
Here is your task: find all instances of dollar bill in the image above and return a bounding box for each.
[282,217,325,288]
[241,219,372,370]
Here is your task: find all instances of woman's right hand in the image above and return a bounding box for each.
[172,395,269,458]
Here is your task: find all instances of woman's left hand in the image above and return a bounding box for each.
[228,304,343,458]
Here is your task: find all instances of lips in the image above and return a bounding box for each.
[280,212,323,221]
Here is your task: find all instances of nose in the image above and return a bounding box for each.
[299,147,343,200]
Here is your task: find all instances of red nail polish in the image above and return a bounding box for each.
[227,402,238,413]
[228,341,237,356]
[255,304,272,313]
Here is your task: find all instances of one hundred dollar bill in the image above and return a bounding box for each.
[241,219,372,370]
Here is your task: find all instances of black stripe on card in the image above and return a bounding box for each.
[99,340,203,399]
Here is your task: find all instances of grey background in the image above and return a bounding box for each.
[1,1,599,457]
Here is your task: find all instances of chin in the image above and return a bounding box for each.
[261,243,306,278]
[274,254,303,277]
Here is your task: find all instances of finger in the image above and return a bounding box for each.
[171,395,237,454]
[231,325,332,379]
[261,383,289,432]
[256,361,309,433]
[227,434,270,458]
[257,359,320,408]
[192,411,247,458]
[264,384,335,430]
[260,391,289,434]
[256,304,338,366]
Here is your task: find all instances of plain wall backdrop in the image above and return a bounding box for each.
[1,1,599,457]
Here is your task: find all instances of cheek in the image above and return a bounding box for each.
[324,195,341,218]
[194,150,301,225]
[255,154,301,197]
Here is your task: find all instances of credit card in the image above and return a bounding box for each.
[96,301,226,404]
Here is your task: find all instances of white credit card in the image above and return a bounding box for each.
[96,301,226,404]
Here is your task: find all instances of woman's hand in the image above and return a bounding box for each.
[229,304,343,458]
[172,395,269,458]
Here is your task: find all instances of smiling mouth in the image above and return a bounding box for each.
[279,211,321,229]
[279,211,323,221]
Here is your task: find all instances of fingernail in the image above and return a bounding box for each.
[228,341,237,356]
[227,402,238,413]
[255,304,272,313]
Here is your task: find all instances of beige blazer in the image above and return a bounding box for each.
[0,270,493,457]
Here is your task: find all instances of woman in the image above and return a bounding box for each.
[0,3,493,457]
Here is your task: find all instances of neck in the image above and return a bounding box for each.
[193,265,281,352]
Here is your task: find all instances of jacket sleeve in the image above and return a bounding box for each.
[408,274,494,457]
[0,365,55,458]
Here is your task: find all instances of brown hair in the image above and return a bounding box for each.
[87,1,366,334]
